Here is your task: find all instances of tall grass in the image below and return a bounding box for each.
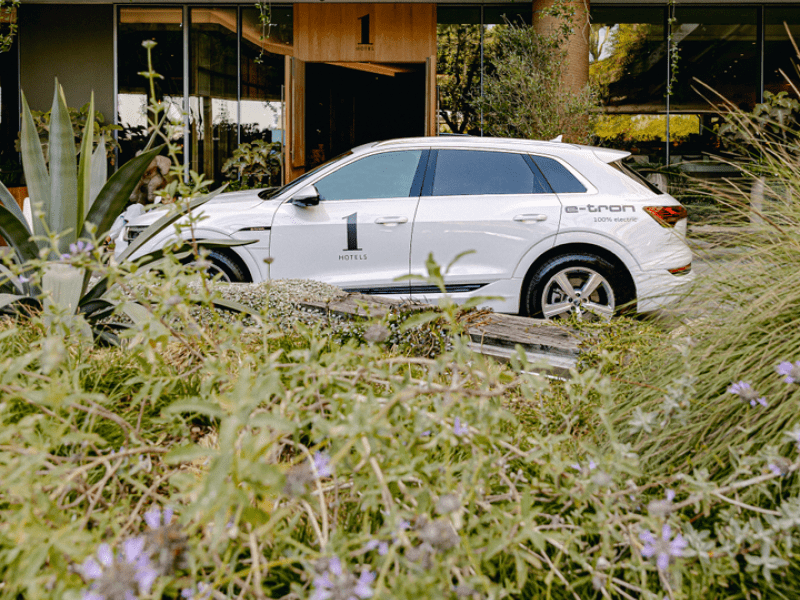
[606,88,800,482]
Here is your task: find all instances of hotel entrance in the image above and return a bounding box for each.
[304,62,426,169]
[284,3,436,182]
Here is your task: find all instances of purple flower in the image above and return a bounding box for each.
[647,489,676,517]
[62,240,95,261]
[768,463,783,476]
[728,381,767,407]
[570,460,597,474]
[314,451,333,478]
[453,418,469,437]
[777,360,800,384]
[144,506,174,529]
[639,524,687,571]
[181,583,210,600]
[143,506,187,576]
[311,558,375,600]
[284,452,333,496]
[80,537,158,600]
[365,539,390,556]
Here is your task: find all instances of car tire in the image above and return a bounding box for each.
[525,253,630,321]
[204,250,249,283]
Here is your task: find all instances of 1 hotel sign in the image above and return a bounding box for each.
[356,11,375,53]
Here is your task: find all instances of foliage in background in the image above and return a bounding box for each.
[0,0,18,53]
[14,101,122,167]
[2,245,800,598]
[436,24,482,135]
[478,22,598,143]
[717,90,800,154]
[221,139,281,189]
[593,114,699,145]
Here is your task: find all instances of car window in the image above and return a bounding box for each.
[530,156,587,193]
[431,150,547,195]
[314,150,423,200]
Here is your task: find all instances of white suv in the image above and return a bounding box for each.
[116,137,693,319]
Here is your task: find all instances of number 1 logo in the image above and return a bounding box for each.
[343,212,362,251]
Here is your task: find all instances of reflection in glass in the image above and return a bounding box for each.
[190,7,238,184]
[670,7,758,111]
[436,5,532,135]
[765,8,800,97]
[241,6,287,161]
[437,7,481,134]
[590,8,669,161]
[117,8,184,166]
[0,13,19,181]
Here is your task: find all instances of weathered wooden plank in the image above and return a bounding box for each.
[295,294,581,360]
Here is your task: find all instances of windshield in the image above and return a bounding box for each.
[258,151,354,200]
[609,160,664,195]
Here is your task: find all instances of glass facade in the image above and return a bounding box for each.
[0,9,20,190]
[589,5,797,166]
[590,7,669,161]
[436,4,532,135]
[765,8,800,97]
[117,5,290,186]
[118,8,185,167]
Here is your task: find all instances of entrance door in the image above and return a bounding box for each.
[304,63,426,169]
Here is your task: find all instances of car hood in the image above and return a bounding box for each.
[127,189,270,228]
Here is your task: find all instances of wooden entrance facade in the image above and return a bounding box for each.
[283,3,437,182]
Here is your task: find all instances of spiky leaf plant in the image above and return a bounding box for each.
[0,81,251,341]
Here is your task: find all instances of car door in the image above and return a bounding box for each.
[269,149,427,292]
[409,149,562,297]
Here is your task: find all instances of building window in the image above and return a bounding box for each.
[117,8,185,167]
[190,7,239,184]
[240,5,290,153]
[117,5,290,187]
[436,4,532,136]
[590,7,670,163]
[0,7,20,189]
[765,8,800,97]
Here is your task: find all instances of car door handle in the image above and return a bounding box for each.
[513,214,548,222]
[375,216,409,225]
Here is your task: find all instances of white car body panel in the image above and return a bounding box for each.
[115,136,695,316]
[269,197,420,289]
[409,191,561,304]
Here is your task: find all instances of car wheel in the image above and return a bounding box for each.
[526,254,628,321]
[202,250,248,283]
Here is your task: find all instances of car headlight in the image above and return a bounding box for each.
[124,225,148,243]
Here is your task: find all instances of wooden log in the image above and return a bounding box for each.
[295,294,581,363]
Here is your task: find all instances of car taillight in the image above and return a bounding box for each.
[644,205,687,228]
[668,263,692,276]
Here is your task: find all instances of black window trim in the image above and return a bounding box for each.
[421,148,559,197]
[528,153,591,195]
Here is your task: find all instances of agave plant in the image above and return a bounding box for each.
[0,81,250,342]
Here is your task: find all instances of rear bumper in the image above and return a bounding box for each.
[633,267,695,312]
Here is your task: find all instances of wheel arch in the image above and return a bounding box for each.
[518,242,637,315]
[204,246,254,283]
[181,228,258,283]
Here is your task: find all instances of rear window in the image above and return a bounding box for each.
[609,160,665,195]
[432,150,548,196]
[530,156,587,194]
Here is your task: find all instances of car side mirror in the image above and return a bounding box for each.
[290,185,320,207]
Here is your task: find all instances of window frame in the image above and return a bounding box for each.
[421,148,558,197]
[310,149,429,202]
